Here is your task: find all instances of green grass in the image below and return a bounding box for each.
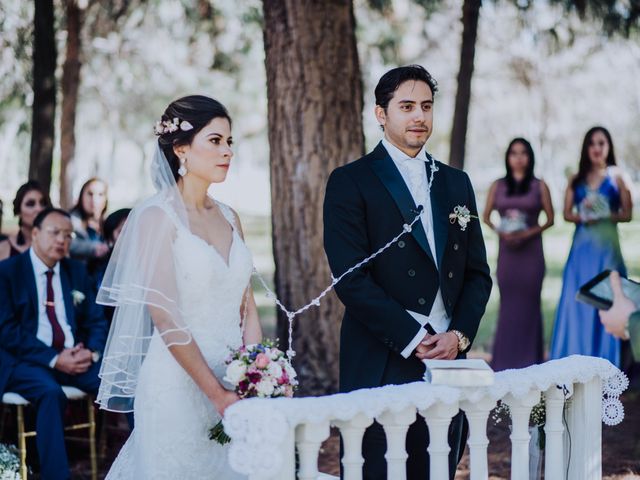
[243,215,640,356]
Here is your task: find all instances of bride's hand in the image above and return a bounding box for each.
[212,390,240,416]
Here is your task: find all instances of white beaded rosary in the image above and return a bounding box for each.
[253,154,440,359]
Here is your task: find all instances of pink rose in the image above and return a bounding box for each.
[255,353,270,369]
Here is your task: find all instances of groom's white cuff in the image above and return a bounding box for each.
[401,326,428,358]
[400,310,433,358]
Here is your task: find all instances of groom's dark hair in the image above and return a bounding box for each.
[375,65,438,111]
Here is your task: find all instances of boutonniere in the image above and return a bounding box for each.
[449,205,478,232]
[71,289,85,306]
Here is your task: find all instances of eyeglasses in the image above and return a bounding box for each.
[42,227,76,241]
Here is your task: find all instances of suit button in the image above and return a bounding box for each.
[448,271,453,279]
[408,269,416,277]
[447,300,452,307]
[453,243,459,251]
[398,240,406,248]
[418,297,426,306]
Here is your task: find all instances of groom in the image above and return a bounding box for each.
[323,65,492,479]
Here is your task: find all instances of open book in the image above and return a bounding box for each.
[422,359,495,387]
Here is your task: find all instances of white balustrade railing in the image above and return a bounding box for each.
[223,355,626,480]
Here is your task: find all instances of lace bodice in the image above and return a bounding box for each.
[173,201,254,361]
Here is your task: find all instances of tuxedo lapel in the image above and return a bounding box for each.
[369,142,436,265]
[59,261,76,332]
[428,158,450,268]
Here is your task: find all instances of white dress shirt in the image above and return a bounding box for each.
[380,138,450,358]
[30,248,75,366]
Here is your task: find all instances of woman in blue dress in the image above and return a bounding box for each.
[551,126,633,366]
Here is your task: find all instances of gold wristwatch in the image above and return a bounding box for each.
[450,330,470,352]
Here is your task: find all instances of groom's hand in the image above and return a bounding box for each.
[415,332,458,360]
[415,333,435,358]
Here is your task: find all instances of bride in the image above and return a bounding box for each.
[97,95,262,479]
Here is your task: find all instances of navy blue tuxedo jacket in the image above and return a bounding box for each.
[0,251,108,394]
[323,142,492,393]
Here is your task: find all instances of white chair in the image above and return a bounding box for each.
[1,386,97,480]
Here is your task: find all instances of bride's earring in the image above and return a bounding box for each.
[178,157,187,177]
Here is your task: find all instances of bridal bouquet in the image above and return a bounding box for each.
[209,339,298,445]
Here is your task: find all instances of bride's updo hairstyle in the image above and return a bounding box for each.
[156,95,232,180]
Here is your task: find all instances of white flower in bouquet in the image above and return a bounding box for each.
[284,362,297,382]
[267,361,283,379]
[223,360,247,385]
[256,378,276,397]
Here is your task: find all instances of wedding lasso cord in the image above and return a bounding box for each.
[561,384,571,479]
[254,154,440,359]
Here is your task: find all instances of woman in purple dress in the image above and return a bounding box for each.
[484,138,555,370]
[550,127,633,366]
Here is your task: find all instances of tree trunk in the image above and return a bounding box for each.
[29,0,57,195]
[60,0,83,209]
[262,0,364,396]
[448,0,481,170]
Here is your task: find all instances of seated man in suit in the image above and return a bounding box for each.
[0,207,108,480]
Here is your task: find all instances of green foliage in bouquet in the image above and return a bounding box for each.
[208,421,231,445]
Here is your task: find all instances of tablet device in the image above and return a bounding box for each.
[576,270,640,310]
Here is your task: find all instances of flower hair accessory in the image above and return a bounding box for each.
[449,205,477,231]
[153,117,194,136]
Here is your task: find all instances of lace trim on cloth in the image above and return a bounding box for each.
[223,355,627,477]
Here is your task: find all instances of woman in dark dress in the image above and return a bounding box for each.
[0,181,51,261]
[484,138,554,370]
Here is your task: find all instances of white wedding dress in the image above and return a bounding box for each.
[106,202,252,479]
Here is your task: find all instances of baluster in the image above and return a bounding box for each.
[460,396,496,480]
[565,378,602,480]
[544,385,566,480]
[259,426,295,480]
[378,407,417,480]
[295,421,330,480]
[420,401,460,480]
[503,390,540,480]
[334,413,373,480]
